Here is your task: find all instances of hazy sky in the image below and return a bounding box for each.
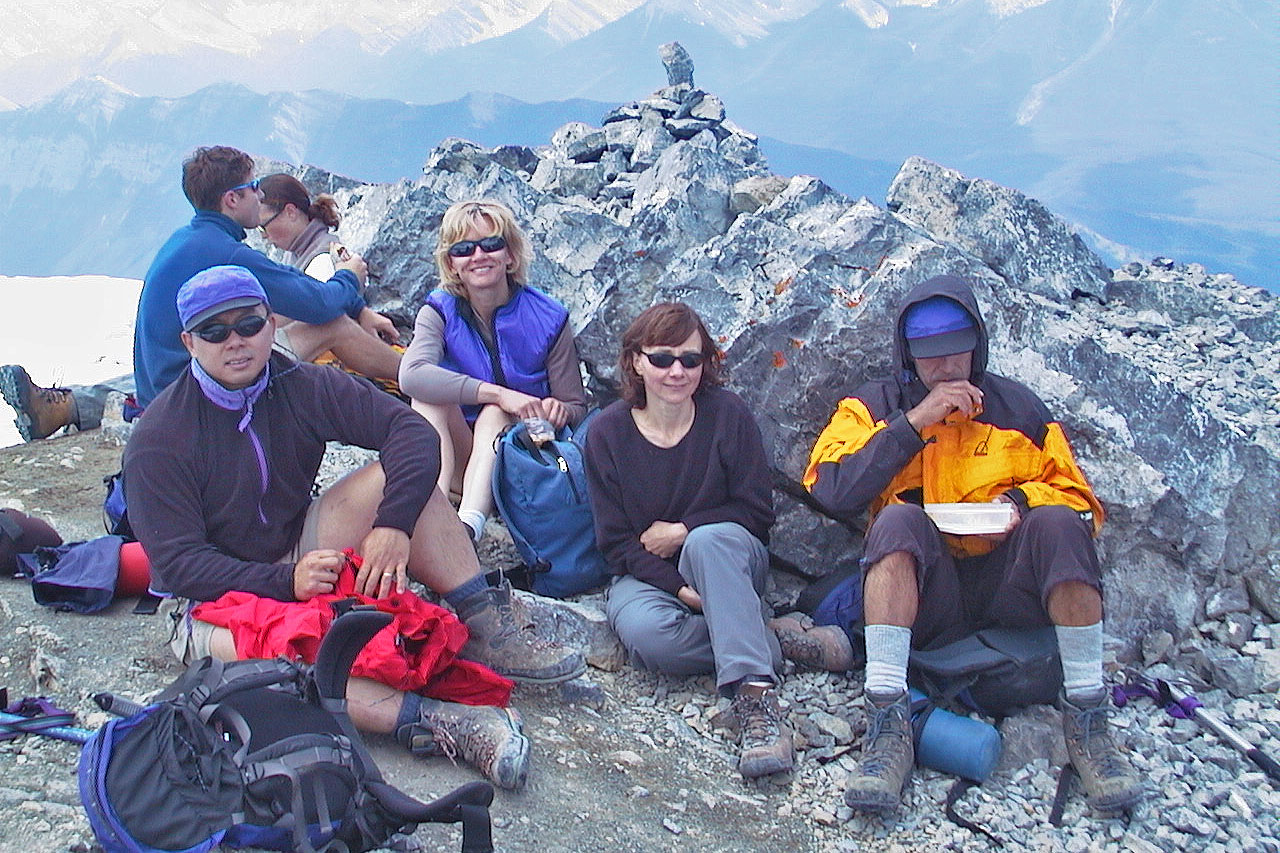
[0,276,138,448]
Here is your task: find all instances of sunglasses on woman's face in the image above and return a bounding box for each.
[192,313,269,343]
[641,351,705,369]
[259,207,284,230]
[448,235,507,257]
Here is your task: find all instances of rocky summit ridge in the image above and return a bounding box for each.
[261,45,1280,685]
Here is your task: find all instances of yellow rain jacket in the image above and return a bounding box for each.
[804,275,1103,559]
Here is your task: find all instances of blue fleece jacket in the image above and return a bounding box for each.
[132,211,365,407]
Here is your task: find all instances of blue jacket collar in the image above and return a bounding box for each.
[191,209,247,242]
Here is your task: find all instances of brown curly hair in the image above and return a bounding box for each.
[618,302,724,407]
[182,146,255,211]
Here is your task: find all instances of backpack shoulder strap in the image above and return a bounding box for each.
[489,425,545,565]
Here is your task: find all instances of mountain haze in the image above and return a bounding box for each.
[2,0,1275,288]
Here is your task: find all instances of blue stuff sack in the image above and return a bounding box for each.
[16,536,124,614]
[796,565,863,640]
[491,412,608,598]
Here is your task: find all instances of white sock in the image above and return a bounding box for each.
[863,624,912,696]
[458,509,487,542]
[1056,622,1104,701]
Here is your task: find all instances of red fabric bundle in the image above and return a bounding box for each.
[192,551,512,707]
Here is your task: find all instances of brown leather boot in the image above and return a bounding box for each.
[769,612,855,672]
[844,689,913,812]
[1061,689,1144,811]
[732,684,794,778]
[454,577,586,684]
[396,698,530,790]
[0,366,77,441]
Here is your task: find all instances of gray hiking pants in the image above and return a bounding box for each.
[70,374,134,430]
[605,522,781,693]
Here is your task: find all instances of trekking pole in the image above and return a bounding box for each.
[1115,673,1280,785]
[0,710,92,744]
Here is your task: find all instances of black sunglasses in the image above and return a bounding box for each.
[448,235,507,257]
[259,207,284,230]
[226,177,262,194]
[192,313,269,343]
[641,351,705,369]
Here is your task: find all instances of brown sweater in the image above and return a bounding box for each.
[583,387,775,595]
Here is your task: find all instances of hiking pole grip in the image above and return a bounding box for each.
[93,692,146,718]
[1247,747,1280,784]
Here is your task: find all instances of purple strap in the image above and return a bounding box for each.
[0,695,76,742]
[1113,680,1200,720]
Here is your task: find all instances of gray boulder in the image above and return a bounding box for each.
[307,53,1278,659]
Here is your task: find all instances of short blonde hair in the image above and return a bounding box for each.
[434,199,532,295]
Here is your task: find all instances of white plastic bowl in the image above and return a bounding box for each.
[923,502,1015,535]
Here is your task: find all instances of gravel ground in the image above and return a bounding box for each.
[0,430,1278,852]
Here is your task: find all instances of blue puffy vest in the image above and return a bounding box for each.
[426,284,569,422]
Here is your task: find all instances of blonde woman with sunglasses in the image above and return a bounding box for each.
[399,200,587,542]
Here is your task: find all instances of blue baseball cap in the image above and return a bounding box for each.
[177,265,269,331]
[903,296,977,358]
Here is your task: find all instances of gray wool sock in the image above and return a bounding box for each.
[443,573,491,611]
[863,624,912,696]
[1056,622,1104,701]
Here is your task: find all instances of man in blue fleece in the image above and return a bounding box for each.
[4,146,405,437]
[132,145,401,408]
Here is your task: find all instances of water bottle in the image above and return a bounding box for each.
[522,416,555,446]
[910,689,1002,782]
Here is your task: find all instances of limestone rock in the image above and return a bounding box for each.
[1205,579,1251,619]
[887,155,1110,302]
[731,175,790,215]
[659,41,695,88]
[314,45,1280,656]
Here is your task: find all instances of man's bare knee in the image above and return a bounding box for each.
[864,550,919,627]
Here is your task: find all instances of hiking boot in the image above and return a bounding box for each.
[0,366,77,441]
[732,685,794,778]
[396,698,530,790]
[455,577,586,684]
[769,612,855,672]
[844,689,913,812]
[1061,689,1144,811]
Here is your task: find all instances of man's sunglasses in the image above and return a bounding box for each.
[448,235,507,257]
[226,177,262,194]
[192,313,269,343]
[641,351,705,369]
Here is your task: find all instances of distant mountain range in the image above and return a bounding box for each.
[1,0,1275,289]
[0,79,896,279]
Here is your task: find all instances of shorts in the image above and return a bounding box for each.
[862,502,1102,650]
[157,496,325,664]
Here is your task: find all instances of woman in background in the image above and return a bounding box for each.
[399,199,586,542]
[257,173,402,390]
[258,173,351,281]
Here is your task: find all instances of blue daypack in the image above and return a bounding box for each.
[491,412,608,598]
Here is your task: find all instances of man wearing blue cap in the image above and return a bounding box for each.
[124,265,586,791]
[805,274,1142,814]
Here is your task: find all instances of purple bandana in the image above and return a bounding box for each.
[192,358,271,524]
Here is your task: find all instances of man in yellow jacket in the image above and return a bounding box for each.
[805,274,1142,814]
